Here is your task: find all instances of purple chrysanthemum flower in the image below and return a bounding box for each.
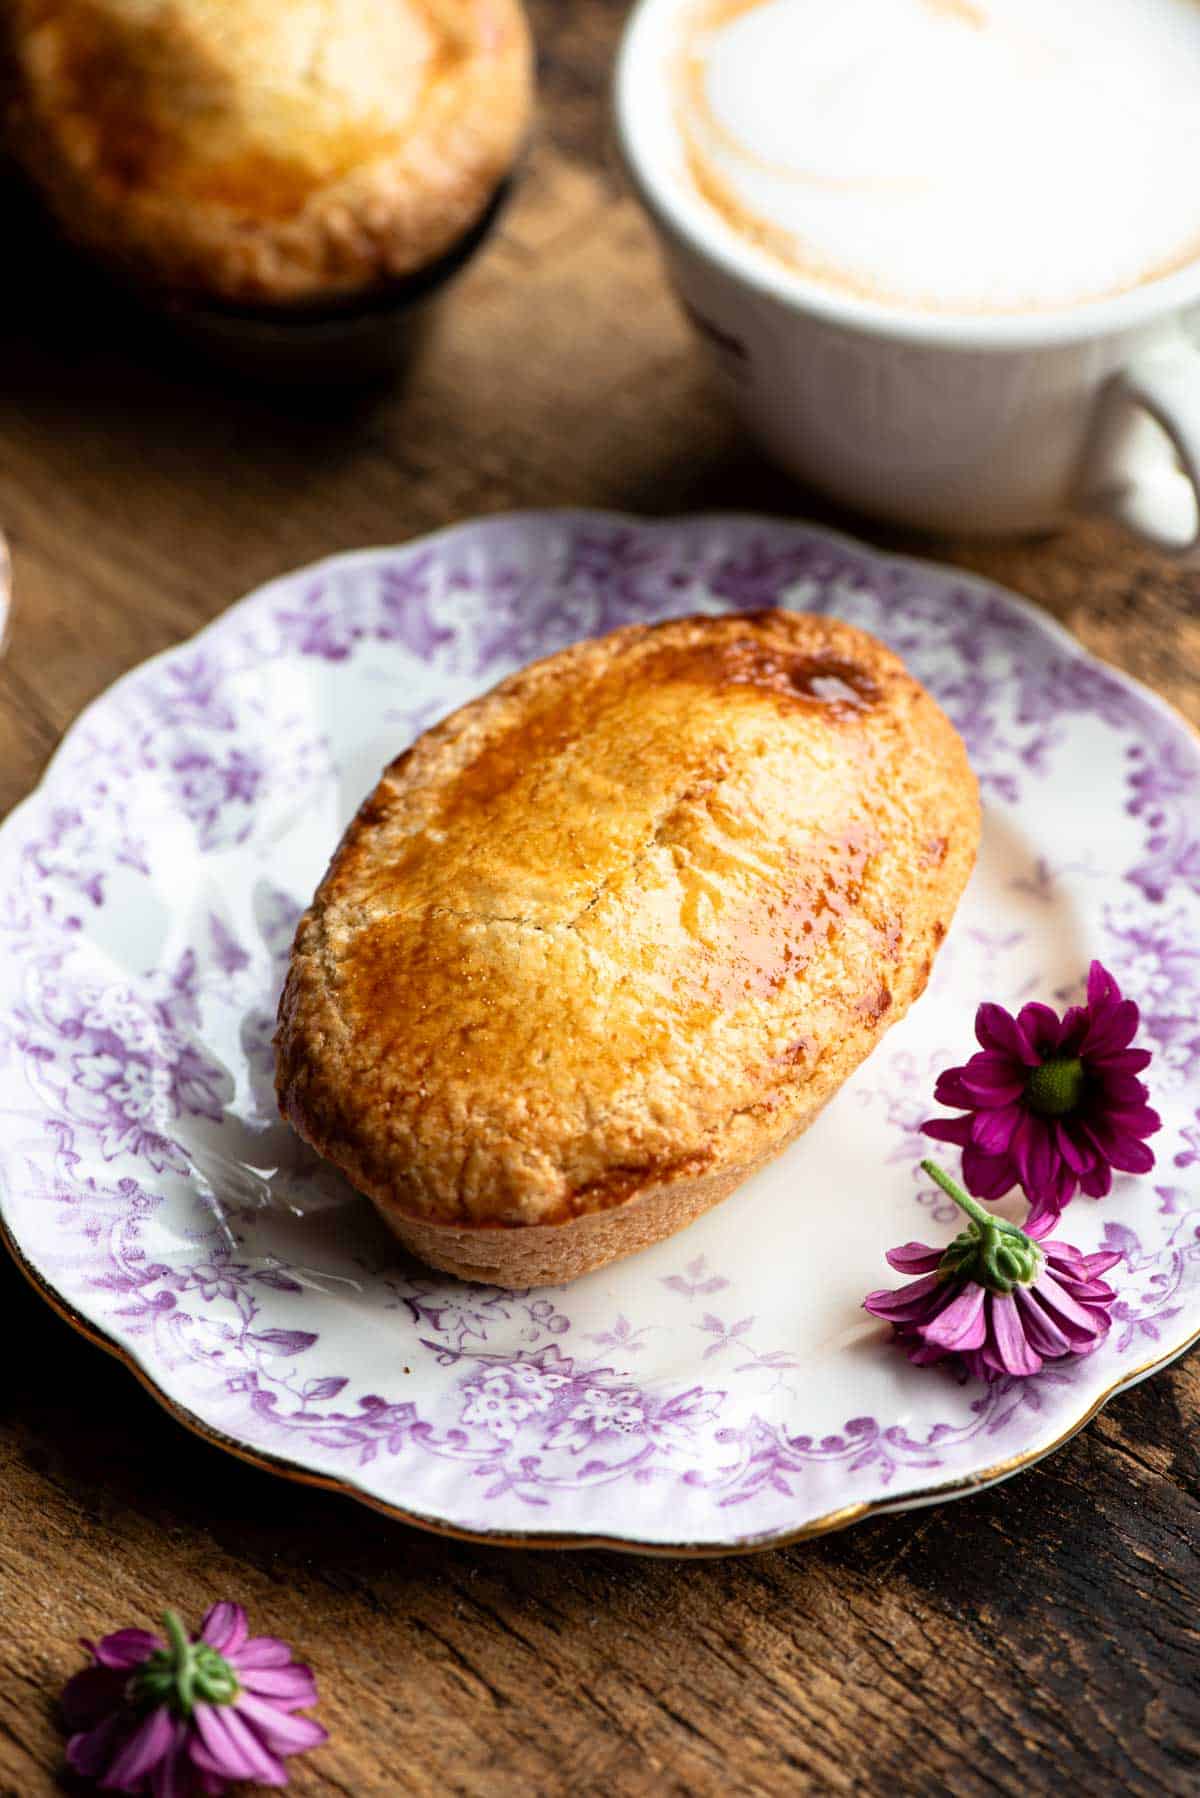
[62,1604,326,1794]
[865,1160,1121,1382]
[922,960,1160,1229]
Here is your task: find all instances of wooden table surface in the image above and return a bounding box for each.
[2,5,1199,1793]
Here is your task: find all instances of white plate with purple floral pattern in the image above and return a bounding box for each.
[2,511,1198,1554]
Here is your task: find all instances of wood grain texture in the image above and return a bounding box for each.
[0,3,1198,1793]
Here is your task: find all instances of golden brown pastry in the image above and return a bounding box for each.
[276,610,980,1286]
[1,0,533,304]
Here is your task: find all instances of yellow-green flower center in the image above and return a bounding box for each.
[1025,1056,1085,1118]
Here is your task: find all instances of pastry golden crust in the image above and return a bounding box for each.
[1,0,533,304]
[275,610,980,1285]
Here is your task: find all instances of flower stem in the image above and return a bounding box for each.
[922,1159,1043,1291]
[162,1610,195,1713]
[920,1158,998,1228]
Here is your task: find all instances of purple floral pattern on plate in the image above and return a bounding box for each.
[0,512,1198,1552]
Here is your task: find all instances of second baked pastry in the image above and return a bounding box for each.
[1,0,534,307]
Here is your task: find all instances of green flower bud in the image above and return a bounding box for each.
[130,1611,240,1717]
[922,1159,1043,1295]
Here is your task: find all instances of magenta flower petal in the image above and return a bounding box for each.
[1056,1260,1119,1303]
[1031,1272,1112,1345]
[93,1629,165,1670]
[1106,1133,1160,1174]
[1080,1000,1140,1058]
[864,1271,947,1322]
[1007,1112,1042,1192]
[1097,1047,1152,1076]
[976,1001,1039,1063]
[146,1720,192,1798]
[921,1282,988,1352]
[1012,1288,1074,1358]
[1103,1103,1162,1138]
[959,1052,1027,1101]
[989,1294,1043,1376]
[200,1604,249,1656]
[1021,1195,1064,1236]
[1087,959,1118,1006]
[187,1736,239,1780]
[1016,1001,1066,1054]
[67,1713,129,1780]
[1081,1120,1156,1175]
[884,1241,944,1275]
[922,1113,973,1147]
[959,1347,994,1382]
[1040,1237,1086,1276]
[932,1067,977,1108]
[1065,1276,1121,1307]
[237,1663,320,1704]
[1079,1161,1114,1199]
[227,1637,296,1671]
[1095,1072,1151,1105]
[1028,1118,1063,1196]
[1054,1120,1093,1176]
[1078,1248,1123,1281]
[960,1141,1017,1199]
[100,1703,175,1790]
[62,1665,130,1731]
[192,1701,287,1786]
[971,1100,1023,1155]
[234,1690,330,1754]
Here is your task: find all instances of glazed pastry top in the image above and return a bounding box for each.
[275,610,980,1228]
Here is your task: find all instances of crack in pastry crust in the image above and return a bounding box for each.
[275,610,980,1284]
[1,0,533,303]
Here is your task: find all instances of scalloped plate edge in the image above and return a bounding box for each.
[2,508,1198,1555]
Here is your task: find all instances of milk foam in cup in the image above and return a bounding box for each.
[616,0,1200,548]
[679,0,1200,315]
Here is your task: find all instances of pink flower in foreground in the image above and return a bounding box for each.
[865,1160,1121,1382]
[922,961,1160,1229]
[62,1604,326,1794]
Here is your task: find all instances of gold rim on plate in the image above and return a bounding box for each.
[5,1207,1195,1557]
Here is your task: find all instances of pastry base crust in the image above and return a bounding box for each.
[358,1066,849,1286]
[379,1148,774,1287]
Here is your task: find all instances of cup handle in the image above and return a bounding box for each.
[1081,332,1200,554]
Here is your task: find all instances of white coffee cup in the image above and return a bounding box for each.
[614,0,1200,549]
